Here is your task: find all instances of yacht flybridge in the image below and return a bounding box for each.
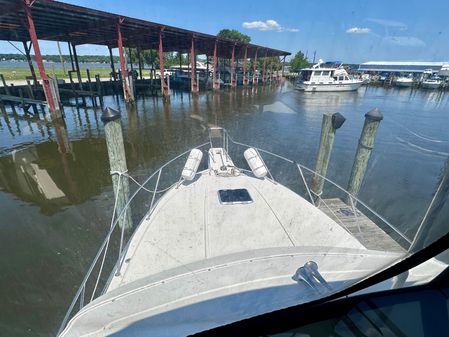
[58,128,445,337]
[295,60,364,92]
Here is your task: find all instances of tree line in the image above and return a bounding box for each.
[0,53,119,63]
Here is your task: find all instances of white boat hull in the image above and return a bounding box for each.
[421,81,442,89]
[395,80,414,87]
[295,81,363,92]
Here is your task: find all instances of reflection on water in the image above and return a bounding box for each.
[0,83,449,336]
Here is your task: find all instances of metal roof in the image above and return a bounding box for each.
[358,61,449,73]
[0,0,290,58]
[361,61,449,66]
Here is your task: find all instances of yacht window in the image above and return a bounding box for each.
[218,189,253,204]
[322,71,330,76]
[313,71,322,77]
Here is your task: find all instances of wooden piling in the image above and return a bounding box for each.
[108,46,117,81]
[22,41,38,86]
[0,74,11,96]
[346,108,383,203]
[95,74,104,107]
[48,77,62,119]
[86,69,97,107]
[26,80,38,114]
[101,107,132,229]
[311,112,346,203]
[0,98,5,114]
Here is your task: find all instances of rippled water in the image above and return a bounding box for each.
[0,83,448,336]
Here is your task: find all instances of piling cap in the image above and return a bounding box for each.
[101,107,121,123]
[365,108,383,121]
[331,112,346,130]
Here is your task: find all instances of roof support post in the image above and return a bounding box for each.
[276,56,281,81]
[158,29,169,98]
[137,48,143,80]
[231,44,236,88]
[22,41,37,86]
[262,52,267,84]
[243,45,248,86]
[213,40,219,90]
[117,18,133,103]
[190,35,198,93]
[23,0,56,114]
[128,48,134,73]
[71,43,82,89]
[68,41,75,71]
[269,59,273,83]
[108,46,116,81]
[252,49,258,86]
[282,55,286,78]
[206,55,209,87]
[57,41,66,76]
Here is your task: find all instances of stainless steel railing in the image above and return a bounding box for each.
[58,130,411,335]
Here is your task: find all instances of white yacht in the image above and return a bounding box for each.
[421,75,443,89]
[395,74,415,87]
[57,127,446,337]
[295,60,363,92]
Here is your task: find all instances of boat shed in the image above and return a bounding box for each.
[0,0,290,111]
[358,61,449,74]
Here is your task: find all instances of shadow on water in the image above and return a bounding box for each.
[0,83,448,335]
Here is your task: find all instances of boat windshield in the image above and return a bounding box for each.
[299,70,312,81]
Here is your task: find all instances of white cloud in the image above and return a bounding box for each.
[382,36,426,47]
[346,27,371,34]
[366,18,407,29]
[242,20,299,33]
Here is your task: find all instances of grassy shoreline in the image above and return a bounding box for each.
[0,67,154,81]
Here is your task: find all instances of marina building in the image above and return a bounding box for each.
[358,61,449,75]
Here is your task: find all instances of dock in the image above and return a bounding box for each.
[320,198,405,252]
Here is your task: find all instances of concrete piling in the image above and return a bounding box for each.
[311,112,346,203]
[346,108,383,203]
[101,107,132,229]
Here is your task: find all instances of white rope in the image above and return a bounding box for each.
[111,170,176,194]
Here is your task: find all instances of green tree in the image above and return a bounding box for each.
[289,51,309,72]
[217,29,251,43]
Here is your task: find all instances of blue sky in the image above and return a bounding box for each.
[2,0,449,63]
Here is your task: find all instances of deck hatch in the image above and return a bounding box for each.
[218,189,253,205]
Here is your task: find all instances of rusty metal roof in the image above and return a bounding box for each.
[0,0,290,58]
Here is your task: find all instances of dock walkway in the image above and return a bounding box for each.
[320,198,405,252]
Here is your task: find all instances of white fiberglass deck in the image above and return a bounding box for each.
[109,171,365,290]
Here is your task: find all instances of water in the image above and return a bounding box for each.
[0,83,448,336]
